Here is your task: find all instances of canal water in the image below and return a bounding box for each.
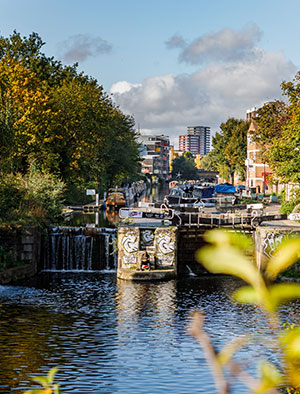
[1,272,299,393]
[1,183,299,393]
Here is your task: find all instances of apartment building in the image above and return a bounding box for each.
[179,126,211,156]
[138,134,170,179]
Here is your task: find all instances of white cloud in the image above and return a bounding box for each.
[110,26,296,148]
[167,23,263,65]
[110,81,141,95]
[58,34,112,63]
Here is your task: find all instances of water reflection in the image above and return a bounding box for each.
[1,273,300,393]
[64,210,113,228]
[116,279,177,324]
[105,210,121,226]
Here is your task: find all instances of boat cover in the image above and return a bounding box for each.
[215,183,236,194]
[201,187,215,198]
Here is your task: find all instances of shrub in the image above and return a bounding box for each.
[280,188,300,214]
[0,171,65,225]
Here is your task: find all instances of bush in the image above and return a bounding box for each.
[0,173,26,219]
[0,171,66,225]
[280,188,300,214]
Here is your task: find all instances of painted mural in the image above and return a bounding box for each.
[122,232,139,254]
[118,226,177,270]
[263,230,300,258]
[119,228,139,269]
[155,228,176,267]
[140,229,155,249]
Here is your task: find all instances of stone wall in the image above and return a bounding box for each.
[0,226,41,284]
[255,223,300,271]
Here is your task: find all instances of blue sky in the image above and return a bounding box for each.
[1,0,300,146]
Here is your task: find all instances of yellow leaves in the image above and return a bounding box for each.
[265,238,300,281]
[268,283,300,311]
[70,160,80,170]
[197,230,300,314]
[233,283,300,314]
[197,243,261,287]
[281,328,300,360]
[280,329,300,388]
[23,389,52,394]
[203,228,253,250]
[254,361,283,394]
[43,135,63,143]
[23,367,59,394]
[196,229,261,291]
[232,286,261,305]
[194,229,300,392]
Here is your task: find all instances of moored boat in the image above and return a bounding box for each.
[105,188,127,211]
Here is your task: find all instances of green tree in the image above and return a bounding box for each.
[0,30,78,86]
[266,74,300,184]
[208,118,249,184]
[171,152,198,180]
[0,31,141,207]
[251,100,288,163]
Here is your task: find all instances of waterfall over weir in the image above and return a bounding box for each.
[42,226,117,271]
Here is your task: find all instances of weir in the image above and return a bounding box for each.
[41,226,117,271]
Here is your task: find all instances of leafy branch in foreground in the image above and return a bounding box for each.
[23,367,61,394]
[190,229,300,394]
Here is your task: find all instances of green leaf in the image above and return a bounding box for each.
[203,229,253,250]
[269,283,300,310]
[23,390,48,394]
[232,286,261,305]
[30,376,49,388]
[265,238,300,281]
[254,360,283,394]
[281,328,300,360]
[47,367,58,385]
[196,245,263,290]
[53,383,61,394]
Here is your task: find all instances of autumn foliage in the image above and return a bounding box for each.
[0,31,141,222]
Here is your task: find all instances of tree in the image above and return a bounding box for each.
[0,31,141,205]
[262,74,300,184]
[208,118,249,184]
[0,56,58,173]
[171,152,198,180]
[251,100,289,163]
[0,30,78,86]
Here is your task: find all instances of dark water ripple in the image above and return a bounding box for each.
[0,272,299,393]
